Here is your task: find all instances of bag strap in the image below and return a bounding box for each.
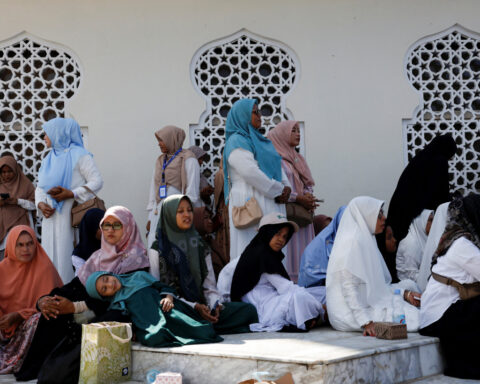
[81,185,98,198]
[101,323,132,343]
[431,271,463,289]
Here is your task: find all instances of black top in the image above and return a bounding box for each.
[72,208,105,261]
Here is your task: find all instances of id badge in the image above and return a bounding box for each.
[159,185,167,199]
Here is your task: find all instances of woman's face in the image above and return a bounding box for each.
[269,226,290,252]
[101,216,124,245]
[251,104,262,130]
[176,198,193,231]
[385,225,397,253]
[157,138,168,154]
[96,274,121,297]
[44,133,52,148]
[425,213,434,235]
[289,123,301,147]
[375,208,386,234]
[0,165,14,183]
[15,232,36,263]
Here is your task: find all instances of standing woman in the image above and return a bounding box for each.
[36,118,103,283]
[268,121,318,281]
[0,225,62,374]
[0,155,35,260]
[218,99,291,297]
[146,126,199,279]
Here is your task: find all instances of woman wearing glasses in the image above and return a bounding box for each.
[217,98,291,299]
[35,118,103,283]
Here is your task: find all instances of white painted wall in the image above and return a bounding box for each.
[1,0,479,231]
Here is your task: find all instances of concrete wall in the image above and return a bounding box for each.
[1,0,479,230]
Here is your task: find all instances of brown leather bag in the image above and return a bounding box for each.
[286,202,313,227]
[71,186,105,228]
[431,272,480,300]
[232,197,262,229]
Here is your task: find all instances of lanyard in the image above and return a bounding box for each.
[161,148,183,184]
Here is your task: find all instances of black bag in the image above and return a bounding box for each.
[37,333,81,384]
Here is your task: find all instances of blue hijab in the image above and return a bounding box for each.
[298,206,346,288]
[38,118,90,211]
[223,99,282,203]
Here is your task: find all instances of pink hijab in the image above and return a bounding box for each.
[78,206,150,285]
[267,121,315,193]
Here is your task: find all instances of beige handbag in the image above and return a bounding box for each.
[232,197,262,229]
[71,186,106,228]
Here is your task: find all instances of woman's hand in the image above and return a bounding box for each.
[362,321,376,337]
[0,312,23,330]
[4,197,18,205]
[38,296,59,319]
[53,296,75,315]
[48,186,74,202]
[38,202,56,218]
[275,186,291,204]
[160,295,174,312]
[404,290,421,308]
[194,303,219,323]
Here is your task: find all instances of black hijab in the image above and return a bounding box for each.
[387,134,457,242]
[375,228,399,283]
[230,223,294,302]
[72,208,105,261]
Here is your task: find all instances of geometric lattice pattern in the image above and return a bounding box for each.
[0,32,82,183]
[190,29,300,184]
[403,24,480,194]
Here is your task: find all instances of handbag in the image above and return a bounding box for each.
[286,202,313,227]
[232,197,262,229]
[71,186,106,228]
[431,272,480,300]
[374,322,407,340]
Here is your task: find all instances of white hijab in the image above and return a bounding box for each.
[326,196,392,308]
[417,202,450,292]
[396,209,433,271]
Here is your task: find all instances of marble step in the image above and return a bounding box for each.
[131,327,444,384]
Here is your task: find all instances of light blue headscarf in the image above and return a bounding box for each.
[38,118,90,211]
[298,206,346,288]
[223,99,282,203]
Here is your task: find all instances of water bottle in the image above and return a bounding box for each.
[392,289,406,324]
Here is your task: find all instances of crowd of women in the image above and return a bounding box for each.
[1,99,479,380]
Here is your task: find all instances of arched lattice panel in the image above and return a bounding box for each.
[403,24,480,194]
[190,29,300,184]
[0,32,82,182]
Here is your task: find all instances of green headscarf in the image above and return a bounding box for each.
[153,194,209,303]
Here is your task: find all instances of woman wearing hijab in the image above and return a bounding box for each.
[231,212,325,332]
[0,155,35,260]
[86,271,222,347]
[417,202,450,292]
[146,126,199,279]
[298,206,346,289]
[326,197,422,336]
[396,210,433,283]
[420,194,480,379]
[0,225,62,374]
[387,134,456,243]
[267,121,318,281]
[217,99,291,298]
[376,225,399,283]
[71,208,105,274]
[152,195,258,335]
[36,117,103,283]
[16,205,150,381]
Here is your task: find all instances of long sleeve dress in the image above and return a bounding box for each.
[35,155,103,283]
[146,157,200,279]
[0,199,35,257]
[216,148,290,298]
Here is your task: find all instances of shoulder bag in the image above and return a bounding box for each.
[71,186,106,228]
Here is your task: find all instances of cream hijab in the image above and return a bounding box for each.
[326,196,392,308]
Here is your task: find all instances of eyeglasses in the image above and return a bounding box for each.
[252,108,261,117]
[101,222,123,231]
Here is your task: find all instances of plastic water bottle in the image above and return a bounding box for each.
[392,289,406,324]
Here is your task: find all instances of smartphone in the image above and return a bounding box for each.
[210,300,220,316]
[0,193,9,199]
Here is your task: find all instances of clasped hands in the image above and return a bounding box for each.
[296,193,321,212]
[38,186,74,218]
[0,197,18,207]
[37,295,75,319]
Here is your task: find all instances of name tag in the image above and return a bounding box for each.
[159,185,167,199]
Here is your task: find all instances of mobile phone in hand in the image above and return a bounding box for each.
[210,300,219,316]
[0,193,10,199]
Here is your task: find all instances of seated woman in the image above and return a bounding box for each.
[152,194,258,335]
[0,155,36,261]
[0,225,62,374]
[71,208,105,275]
[396,209,433,283]
[376,225,399,283]
[231,212,325,332]
[326,196,421,336]
[15,205,150,381]
[298,206,346,288]
[86,270,222,347]
[420,194,480,379]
